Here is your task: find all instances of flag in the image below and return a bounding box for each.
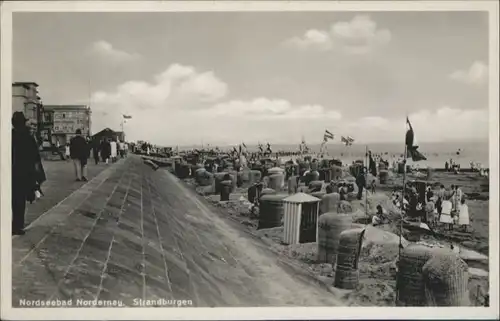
[266,143,272,154]
[323,129,334,142]
[405,117,427,161]
[341,136,354,146]
[123,114,132,119]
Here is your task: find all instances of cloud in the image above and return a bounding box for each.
[90,63,228,134]
[284,29,333,51]
[202,98,342,120]
[449,61,488,85]
[90,40,140,63]
[284,15,391,54]
[92,63,228,110]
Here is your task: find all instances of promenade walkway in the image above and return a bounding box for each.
[12,156,343,307]
[25,160,108,226]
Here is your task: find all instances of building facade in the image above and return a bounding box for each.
[92,128,125,143]
[43,105,92,146]
[12,82,42,126]
[12,82,45,144]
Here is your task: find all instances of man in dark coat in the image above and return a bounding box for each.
[92,138,100,165]
[69,129,90,181]
[100,138,111,164]
[12,112,45,235]
[355,167,366,200]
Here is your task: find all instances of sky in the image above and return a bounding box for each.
[13,11,490,146]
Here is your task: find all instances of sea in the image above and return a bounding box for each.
[181,141,489,169]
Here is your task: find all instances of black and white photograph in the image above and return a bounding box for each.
[1,1,498,320]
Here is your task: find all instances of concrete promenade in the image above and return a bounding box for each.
[25,160,108,226]
[12,155,343,307]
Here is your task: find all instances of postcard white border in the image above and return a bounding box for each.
[1,1,499,320]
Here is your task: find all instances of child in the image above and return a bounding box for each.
[370,180,376,194]
[440,196,454,231]
[458,198,470,232]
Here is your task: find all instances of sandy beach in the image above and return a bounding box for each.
[179,160,489,307]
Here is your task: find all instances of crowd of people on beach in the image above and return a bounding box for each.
[372,182,470,233]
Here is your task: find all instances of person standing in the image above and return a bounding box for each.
[458,198,470,232]
[370,180,376,194]
[454,185,463,212]
[355,167,366,200]
[92,138,100,165]
[65,143,70,160]
[439,196,454,231]
[12,112,45,235]
[70,129,90,181]
[450,185,457,211]
[110,138,118,163]
[435,184,444,216]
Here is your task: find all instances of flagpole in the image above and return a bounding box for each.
[396,116,408,304]
[365,145,368,217]
[121,118,124,141]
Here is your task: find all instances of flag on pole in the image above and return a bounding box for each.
[323,129,334,142]
[341,136,354,146]
[405,117,427,161]
[123,114,132,119]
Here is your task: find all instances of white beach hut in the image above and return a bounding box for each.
[282,193,321,245]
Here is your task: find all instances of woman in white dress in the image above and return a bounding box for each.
[110,139,117,162]
[458,198,470,232]
[440,196,454,231]
[65,144,70,160]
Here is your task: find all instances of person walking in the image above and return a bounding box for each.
[100,138,111,164]
[12,112,45,235]
[92,138,100,165]
[70,129,90,182]
[119,140,126,158]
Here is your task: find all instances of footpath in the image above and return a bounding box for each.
[24,160,108,226]
[12,155,344,307]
